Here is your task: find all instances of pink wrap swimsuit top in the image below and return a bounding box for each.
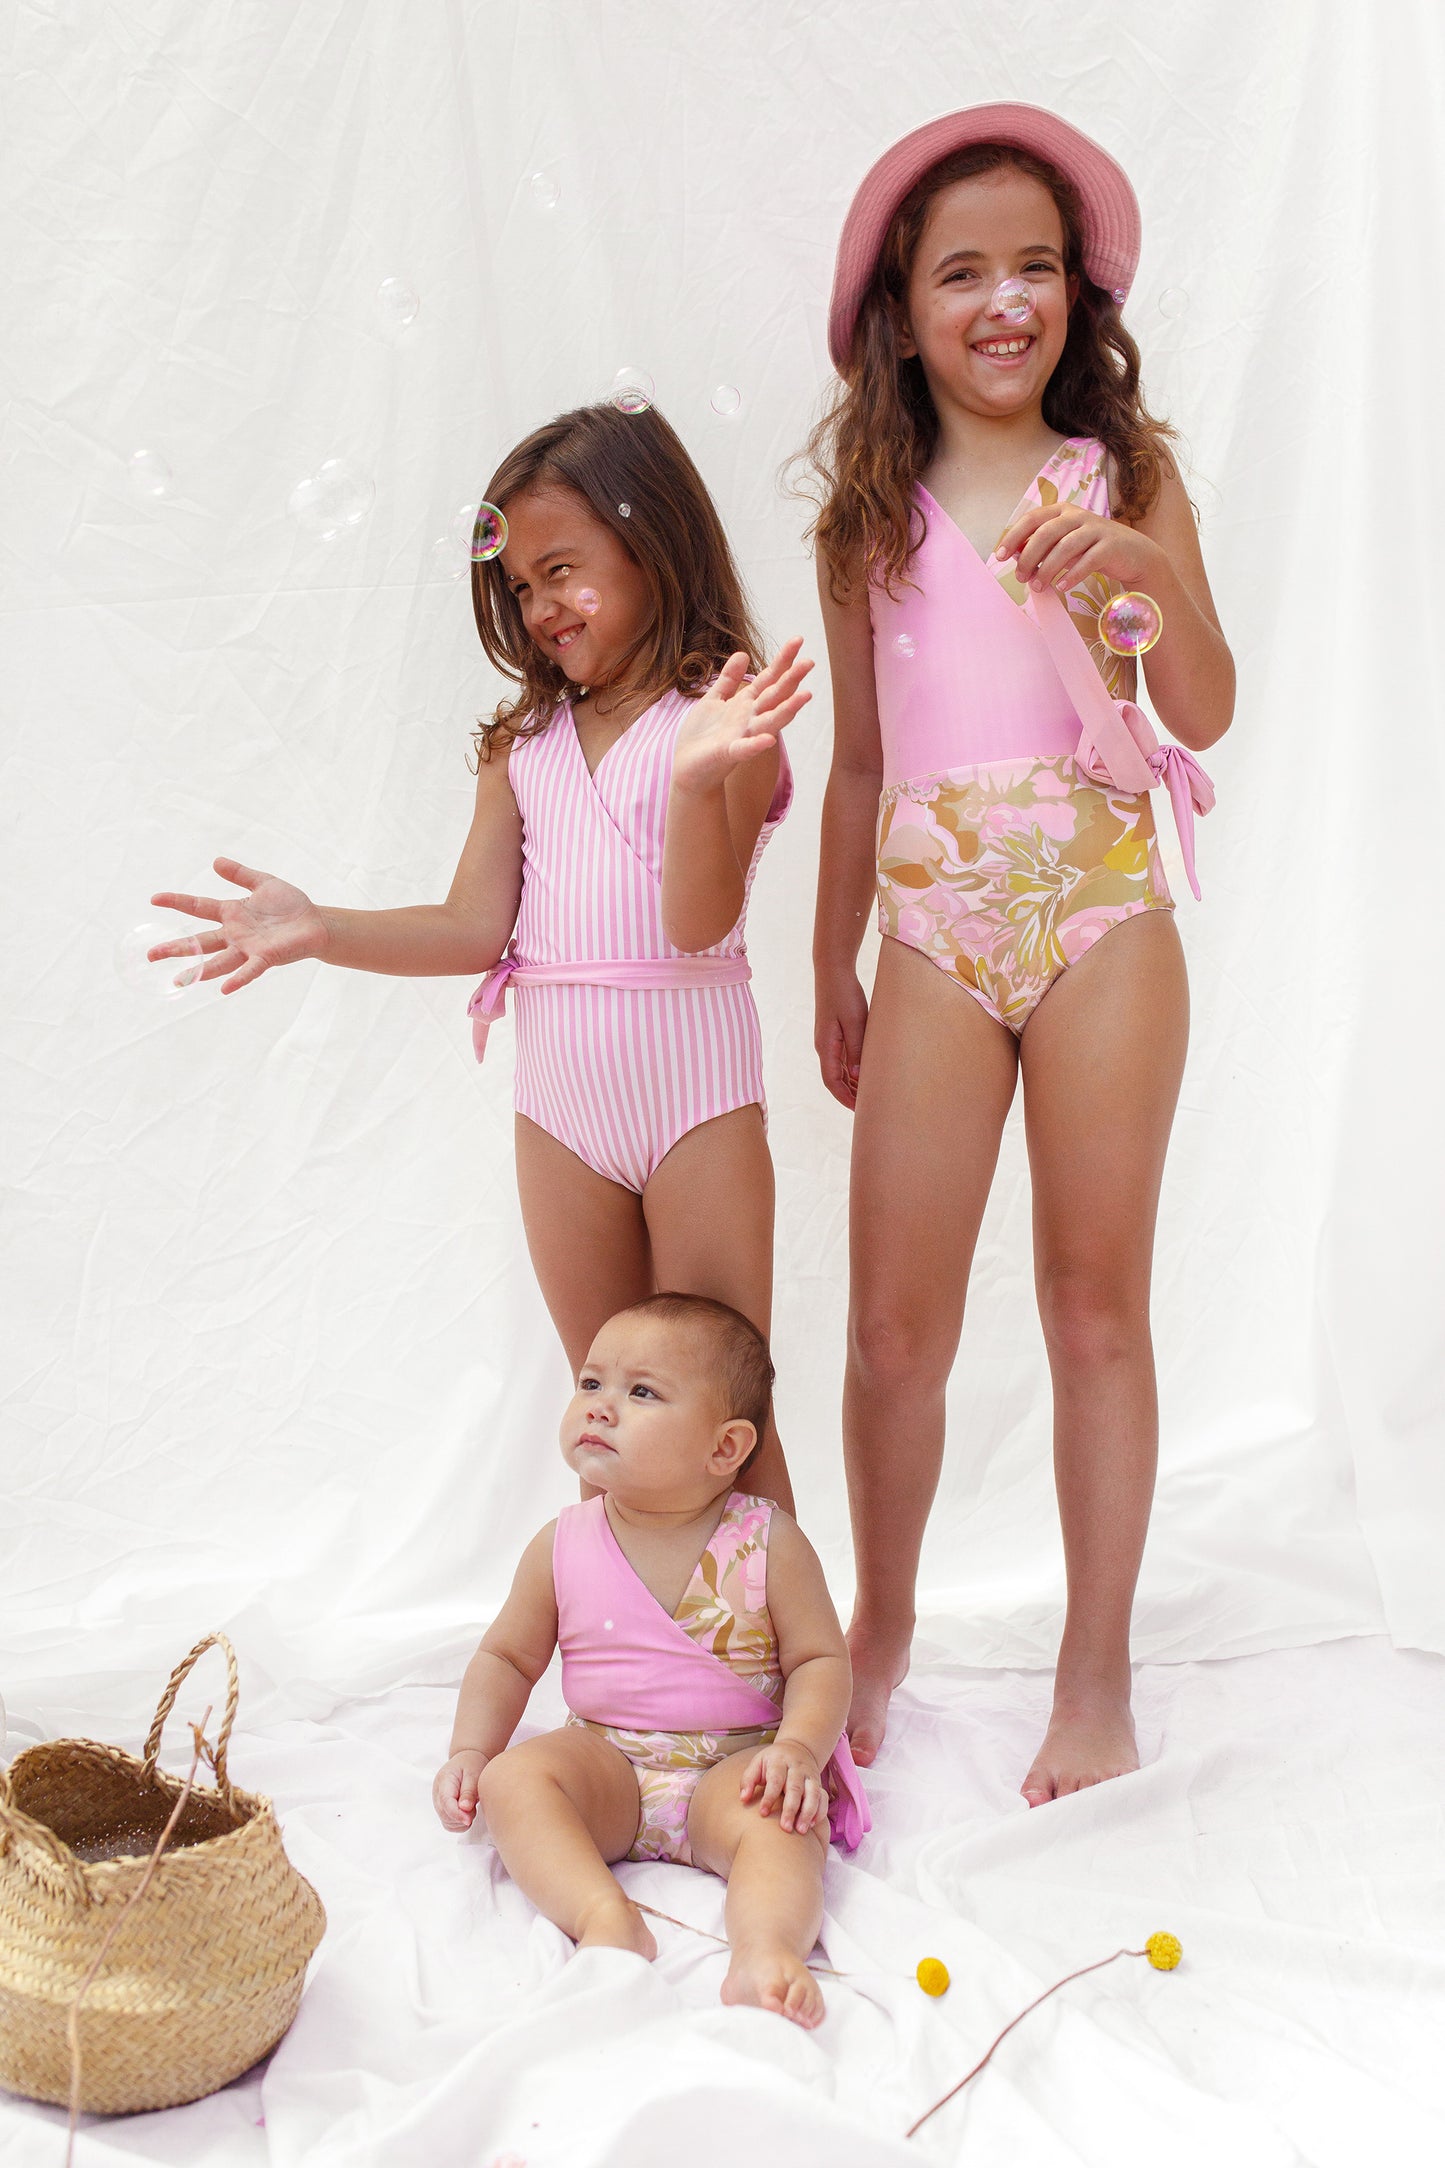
[868,439,1214,893]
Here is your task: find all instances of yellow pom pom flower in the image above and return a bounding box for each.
[916,1957,951,1997]
[1145,1932,1182,1971]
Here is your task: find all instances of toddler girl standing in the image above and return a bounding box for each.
[802,106,1234,1796]
[152,403,810,1507]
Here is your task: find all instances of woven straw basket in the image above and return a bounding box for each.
[0,1633,326,2115]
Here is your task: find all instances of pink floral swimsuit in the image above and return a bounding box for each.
[871,437,1184,1033]
[553,1492,870,1866]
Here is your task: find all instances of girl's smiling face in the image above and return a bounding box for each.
[898,167,1075,420]
[498,482,652,690]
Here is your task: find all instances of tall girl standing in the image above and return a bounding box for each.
[802,106,1233,1797]
[152,402,810,1508]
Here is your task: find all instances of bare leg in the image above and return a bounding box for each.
[644,1104,794,1515]
[843,939,1018,1763]
[515,1114,655,1371]
[476,1727,654,1955]
[686,1749,830,2029]
[1017,912,1189,1803]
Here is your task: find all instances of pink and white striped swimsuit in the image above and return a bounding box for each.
[470,690,791,1194]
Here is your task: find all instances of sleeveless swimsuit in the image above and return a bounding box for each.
[553,1491,870,1866]
[871,436,1211,1033]
[467,691,791,1192]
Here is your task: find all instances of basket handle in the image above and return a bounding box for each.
[0,1768,91,1906]
[142,1633,239,1800]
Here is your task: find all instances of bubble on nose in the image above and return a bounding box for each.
[471,502,508,563]
[611,367,654,414]
[576,587,601,614]
[114,921,206,1003]
[894,633,916,660]
[710,384,741,417]
[1098,590,1164,657]
[988,277,1037,326]
[376,277,420,329]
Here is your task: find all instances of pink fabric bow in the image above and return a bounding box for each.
[1074,727,1216,902]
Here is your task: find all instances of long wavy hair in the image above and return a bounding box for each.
[799,143,1180,598]
[470,402,764,761]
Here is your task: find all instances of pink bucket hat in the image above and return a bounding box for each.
[827,102,1140,370]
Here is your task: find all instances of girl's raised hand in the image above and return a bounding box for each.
[997,501,1163,596]
[670,639,813,798]
[149,856,329,995]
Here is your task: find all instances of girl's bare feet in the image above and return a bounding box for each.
[845,1616,914,1766]
[1020,1691,1139,1806]
[721,1942,825,2029]
[573,1893,657,1958]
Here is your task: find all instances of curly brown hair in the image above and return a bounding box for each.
[470,401,765,761]
[798,144,1180,599]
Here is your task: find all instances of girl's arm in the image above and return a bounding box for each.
[999,463,1235,753]
[661,642,813,952]
[813,562,883,1110]
[150,742,525,996]
[434,1520,559,1831]
[736,1511,852,1836]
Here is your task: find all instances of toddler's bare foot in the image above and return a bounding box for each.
[1021,1691,1138,1806]
[845,1617,913,1767]
[721,1942,825,2029]
[573,1893,657,1959]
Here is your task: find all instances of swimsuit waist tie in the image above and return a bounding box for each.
[468,953,753,1063]
[1028,583,1216,901]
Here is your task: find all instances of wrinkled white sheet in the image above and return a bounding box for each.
[5,1636,1442,2166]
[5,0,1445,2159]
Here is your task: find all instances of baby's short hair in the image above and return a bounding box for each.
[617,1292,774,1443]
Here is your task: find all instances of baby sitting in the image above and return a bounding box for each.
[433,1292,868,2028]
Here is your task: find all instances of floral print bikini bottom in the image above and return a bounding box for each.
[876,752,1174,1035]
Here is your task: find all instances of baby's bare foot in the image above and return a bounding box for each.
[573,1894,657,1959]
[721,1943,825,2029]
[845,1617,913,1768]
[1021,1692,1139,1807]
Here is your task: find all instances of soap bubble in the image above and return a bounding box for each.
[471,502,508,562]
[617,502,631,518]
[576,587,601,614]
[528,167,560,210]
[1112,285,1127,304]
[894,633,916,659]
[128,449,172,499]
[1098,590,1164,657]
[114,921,206,1003]
[1158,288,1188,320]
[987,277,1036,326]
[611,368,654,414]
[710,384,741,417]
[376,277,420,329]
[288,460,374,540]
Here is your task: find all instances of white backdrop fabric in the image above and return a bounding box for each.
[3,1,1443,2161]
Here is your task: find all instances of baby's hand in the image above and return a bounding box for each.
[433,1749,488,1831]
[996,501,1163,596]
[670,640,813,798]
[740,1740,826,1835]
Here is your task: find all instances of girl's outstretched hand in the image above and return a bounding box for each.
[670,639,813,798]
[996,501,1164,595]
[149,857,329,995]
[433,1750,488,1832]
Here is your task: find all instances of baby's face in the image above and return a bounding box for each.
[560,1315,742,1500]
